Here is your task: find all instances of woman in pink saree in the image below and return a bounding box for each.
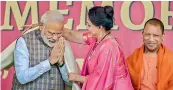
[64,6,134,90]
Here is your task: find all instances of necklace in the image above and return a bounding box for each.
[95,32,111,46]
[88,32,111,60]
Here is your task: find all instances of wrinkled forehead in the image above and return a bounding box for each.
[144,24,162,34]
[44,21,64,32]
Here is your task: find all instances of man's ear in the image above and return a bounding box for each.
[39,22,43,26]
[39,25,43,31]
[39,22,43,31]
[162,34,165,41]
[142,31,144,36]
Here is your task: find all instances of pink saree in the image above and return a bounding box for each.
[80,33,134,90]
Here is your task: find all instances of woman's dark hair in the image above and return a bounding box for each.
[88,6,114,31]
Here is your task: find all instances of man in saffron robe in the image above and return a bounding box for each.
[127,18,173,90]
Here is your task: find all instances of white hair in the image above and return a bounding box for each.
[41,10,64,26]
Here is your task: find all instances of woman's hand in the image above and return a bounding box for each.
[62,27,85,44]
[22,23,43,31]
[22,24,33,31]
[68,72,86,83]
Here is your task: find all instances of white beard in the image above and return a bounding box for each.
[41,33,54,48]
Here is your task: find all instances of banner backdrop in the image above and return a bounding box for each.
[1,1,173,90]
